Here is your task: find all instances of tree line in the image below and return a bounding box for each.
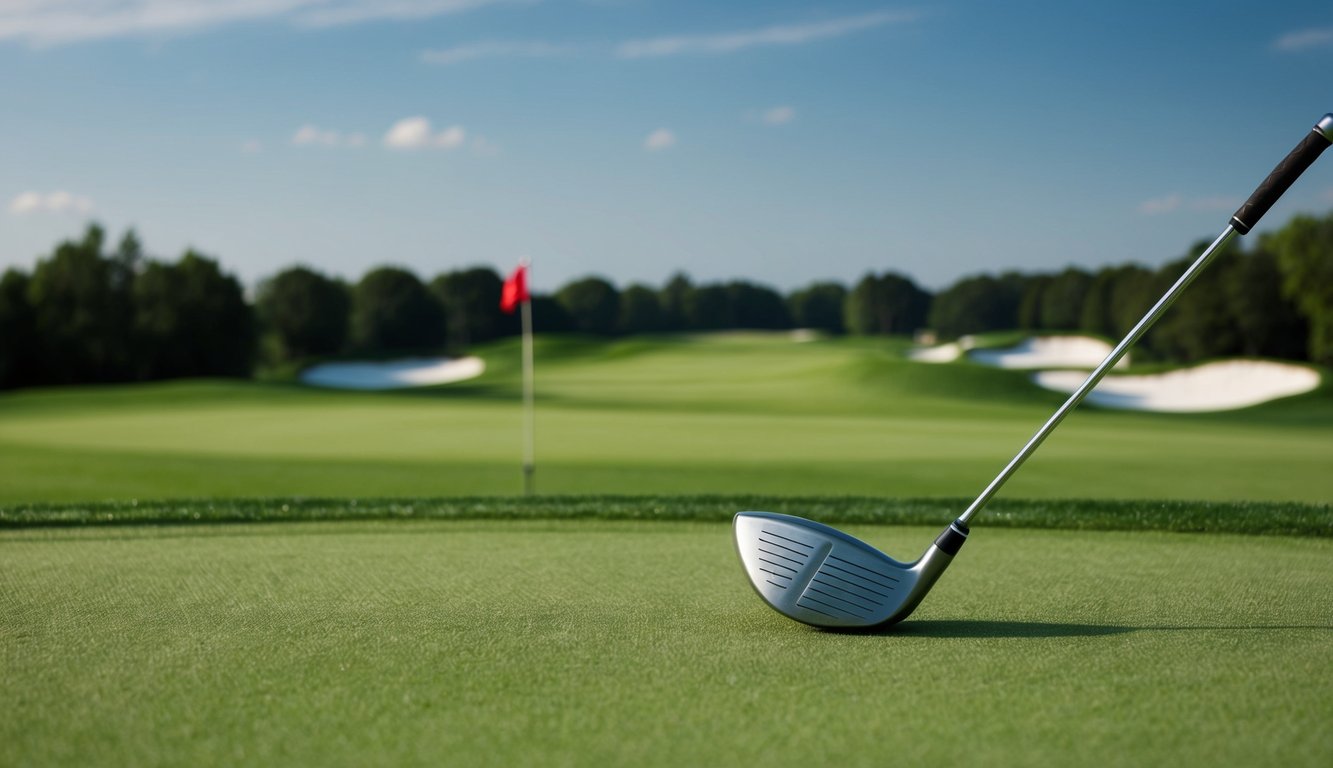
[2,213,1330,389]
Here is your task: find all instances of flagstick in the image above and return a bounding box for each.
[520,297,535,496]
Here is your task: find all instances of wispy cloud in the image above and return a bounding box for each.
[421,40,572,65]
[292,124,367,148]
[241,139,264,154]
[384,117,466,150]
[643,128,676,152]
[761,105,795,125]
[1137,194,1238,216]
[9,190,94,216]
[617,10,916,59]
[1273,26,1333,52]
[0,0,524,47]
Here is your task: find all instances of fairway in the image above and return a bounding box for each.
[3,520,1330,767]
[1,335,1330,504]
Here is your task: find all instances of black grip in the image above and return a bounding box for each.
[1231,126,1331,235]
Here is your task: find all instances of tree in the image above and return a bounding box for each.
[684,284,732,330]
[26,224,135,384]
[659,272,693,331]
[1270,211,1333,364]
[787,281,847,334]
[618,284,665,334]
[529,295,575,333]
[431,267,512,349]
[256,266,351,360]
[1149,240,1241,362]
[1226,246,1306,359]
[0,268,37,388]
[1017,275,1050,331]
[134,251,254,379]
[556,276,620,335]
[844,272,932,335]
[1039,267,1093,331]
[351,267,445,354]
[928,273,1022,338]
[727,281,792,329]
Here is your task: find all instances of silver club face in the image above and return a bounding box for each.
[733,511,965,629]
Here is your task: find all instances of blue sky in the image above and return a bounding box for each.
[2,1,1331,293]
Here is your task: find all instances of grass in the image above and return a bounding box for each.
[3,334,1331,764]
[3,519,1330,767]
[3,495,1330,537]
[0,333,1330,504]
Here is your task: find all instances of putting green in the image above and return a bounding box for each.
[3,520,1329,766]
[0,335,1329,503]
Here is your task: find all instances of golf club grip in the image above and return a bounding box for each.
[1230,116,1333,235]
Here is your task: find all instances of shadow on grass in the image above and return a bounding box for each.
[828,620,1333,638]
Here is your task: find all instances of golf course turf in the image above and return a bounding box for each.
[2,334,1330,765]
[4,519,1331,766]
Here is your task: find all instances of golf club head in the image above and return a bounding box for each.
[734,511,968,629]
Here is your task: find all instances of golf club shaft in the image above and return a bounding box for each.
[957,114,1333,527]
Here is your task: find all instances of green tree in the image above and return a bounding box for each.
[928,273,1023,338]
[26,224,135,384]
[1226,246,1307,359]
[431,267,511,350]
[618,284,665,334]
[787,281,847,334]
[659,272,693,331]
[1039,268,1093,331]
[556,276,621,335]
[351,267,445,354]
[845,272,932,335]
[256,266,351,360]
[1270,211,1333,364]
[134,251,254,379]
[1017,275,1050,331]
[1149,240,1241,362]
[0,268,38,388]
[726,281,792,329]
[684,284,732,330]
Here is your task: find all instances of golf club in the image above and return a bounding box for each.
[735,113,1333,629]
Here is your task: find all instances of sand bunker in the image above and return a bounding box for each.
[1033,360,1320,412]
[909,342,963,363]
[300,357,485,390]
[969,336,1126,370]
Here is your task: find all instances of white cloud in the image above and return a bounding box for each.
[292,124,366,148]
[761,105,795,125]
[384,117,466,150]
[1137,194,1181,215]
[1274,27,1333,52]
[9,190,94,216]
[617,10,916,59]
[241,139,264,154]
[421,40,571,65]
[644,128,676,151]
[0,0,523,47]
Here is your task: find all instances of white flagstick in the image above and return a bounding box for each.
[520,274,535,496]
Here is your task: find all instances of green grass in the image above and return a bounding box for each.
[0,333,1330,504]
[3,519,1330,767]
[3,495,1330,537]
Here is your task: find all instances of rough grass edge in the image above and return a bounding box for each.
[1,496,1329,537]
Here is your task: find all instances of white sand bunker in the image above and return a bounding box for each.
[300,357,485,390]
[969,336,1126,370]
[909,342,962,363]
[1033,360,1320,412]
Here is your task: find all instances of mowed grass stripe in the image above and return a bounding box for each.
[3,496,1329,536]
[2,521,1330,767]
[0,334,1329,504]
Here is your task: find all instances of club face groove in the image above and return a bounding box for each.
[734,511,956,629]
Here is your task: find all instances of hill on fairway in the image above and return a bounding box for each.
[0,332,1329,504]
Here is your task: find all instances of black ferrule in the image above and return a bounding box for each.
[934,519,969,556]
[1231,128,1331,235]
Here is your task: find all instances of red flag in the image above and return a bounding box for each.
[500,263,529,314]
